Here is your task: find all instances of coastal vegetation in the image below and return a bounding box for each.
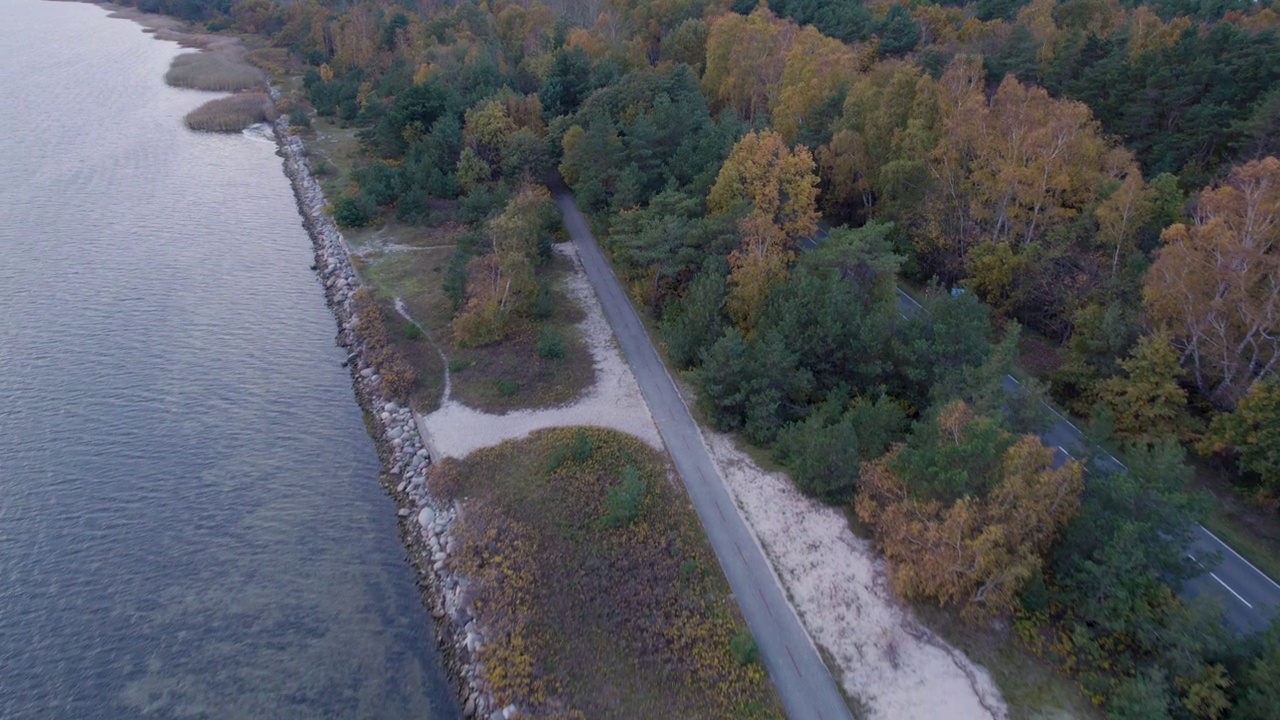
[164,50,263,91]
[427,427,782,719]
[120,0,1280,715]
[183,91,275,132]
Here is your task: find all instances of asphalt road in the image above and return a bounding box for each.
[552,189,855,720]
[894,288,1280,634]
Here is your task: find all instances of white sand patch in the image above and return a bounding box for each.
[422,243,661,459]
[703,432,1009,720]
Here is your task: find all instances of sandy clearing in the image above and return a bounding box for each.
[703,432,1009,720]
[422,243,661,459]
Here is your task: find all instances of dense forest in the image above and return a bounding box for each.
[125,0,1280,716]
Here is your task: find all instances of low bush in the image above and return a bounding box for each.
[404,322,423,340]
[535,325,564,359]
[333,194,376,228]
[165,52,264,91]
[570,429,593,461]
[285,102,311,129]
[729,629,760,666]
[496,379,518,396]
[601,464,647,528]
[184,92,276,133]
[530,281,554,320]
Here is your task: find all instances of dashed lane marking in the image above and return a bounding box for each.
[1210,572,1254,608]
[1198,526,1280,593]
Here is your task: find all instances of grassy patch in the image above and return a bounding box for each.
[184,91,275,132]
[428,427,783,720]
[361,245,457,413]
[913,606,1101,720]
[307,118,363,198]
[165,51,264,91]
[447,256,594,413]
[244,47,296,75]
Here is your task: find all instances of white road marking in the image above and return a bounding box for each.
[896,287,923,309]
[889,283,1279,608]
[1198,526,1280,592]
[1210,572,1254,608]
[1189,553,1255,608]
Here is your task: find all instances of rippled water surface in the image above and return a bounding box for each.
[0,3,455,718]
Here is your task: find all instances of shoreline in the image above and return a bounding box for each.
[85,2,534,714]
[269,99,498,719]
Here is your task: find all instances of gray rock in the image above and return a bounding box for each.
[397,508,410,518]
[418,507,435,527]
[359,367,374,379]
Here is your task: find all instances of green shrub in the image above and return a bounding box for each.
[531,281,554,320]
[535,325,565,359]
[354,161,406,208]
[497,379,518,396]
[286,102,311,129]
[404,322,423,340]
[447,358,471,373]
[333,194,376,228]
[570,429,593,462]
[545,446,568,473]
[729,629,760,666]
[601,464,647,528]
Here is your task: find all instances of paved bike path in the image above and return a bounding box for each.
[553,190,854,720]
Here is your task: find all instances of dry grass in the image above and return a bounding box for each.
[165,52,264,91]
[184,92,276,132]
[430,428,784,719]
[245,47,296,76]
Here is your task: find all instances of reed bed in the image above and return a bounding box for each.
[165,52,263,92]
[184,92,277,133]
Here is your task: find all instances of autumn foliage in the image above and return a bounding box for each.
[855,402,1083,622]
[452,184,557,347]
[709,130,819,333]
[352,288,416,400]
[1144,157,1280,409]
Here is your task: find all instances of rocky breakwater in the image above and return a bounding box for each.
[270,112,504,720]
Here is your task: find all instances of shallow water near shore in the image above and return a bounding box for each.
[0,2,455,718]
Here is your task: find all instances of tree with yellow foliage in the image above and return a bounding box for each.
[709,130,818,333]
[1143,157,1280,409]
[708,130,819,243]
[855,401,1083,622]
